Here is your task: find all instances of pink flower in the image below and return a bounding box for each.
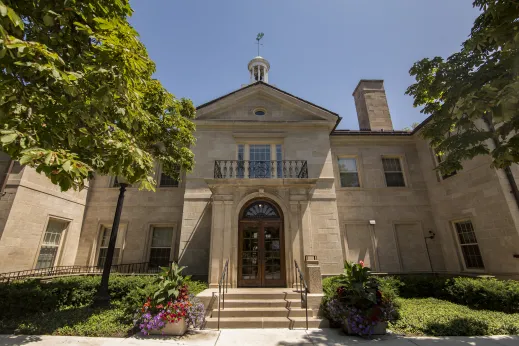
[359,260,364,267]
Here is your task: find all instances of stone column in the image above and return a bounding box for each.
[208,200,225,287]
[300,201,313,256]
[222,201,233,285]
[289,200,303,288]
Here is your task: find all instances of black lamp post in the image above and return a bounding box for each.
[93,181,128,307]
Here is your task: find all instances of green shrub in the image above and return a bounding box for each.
[0,306,133,337]
[389,298,519,336]
[374,275,519,313]
[394,275,450,298]
[445,277,519,313]
[0,275,207,319]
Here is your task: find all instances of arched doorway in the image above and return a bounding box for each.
[238,199,285,287]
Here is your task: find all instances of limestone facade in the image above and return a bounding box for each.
[1,64,518,284]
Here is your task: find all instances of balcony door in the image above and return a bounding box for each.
[237,144,282,178]
[238,200,285,287]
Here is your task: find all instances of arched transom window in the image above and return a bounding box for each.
[242,201,280,219]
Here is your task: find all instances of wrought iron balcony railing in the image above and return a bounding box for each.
[214,160,308,179]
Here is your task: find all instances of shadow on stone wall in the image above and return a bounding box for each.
[178,202,212,281]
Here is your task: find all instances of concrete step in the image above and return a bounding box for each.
[204,317,329,329]
[219,292,302,300]
[212,307,309,318]
[221,299,302,308]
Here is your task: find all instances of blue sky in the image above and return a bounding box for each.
[129,0,480,130]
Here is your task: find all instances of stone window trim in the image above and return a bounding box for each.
[253,107,267,116]
[451,219,486,272]
[381,155,409,188]
[144,223,178,266]
[32,215,72,269]
[92,222,128,267]
[335,155,362,189]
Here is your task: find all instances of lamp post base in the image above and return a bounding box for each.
[93,290,111,308]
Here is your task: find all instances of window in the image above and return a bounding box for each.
[254,108,266,116]
[97,227,124,267]
[149,227,174,268]
[35,219,69,269]
[276,144,282,178]
[382,157,406,187]
[235,144,283,178]
[249,144,271,178]
[160,172,179,187]
[434,150,457,180]
[338,158,360,187]
[453,220,485,269]
[237,144,245,178]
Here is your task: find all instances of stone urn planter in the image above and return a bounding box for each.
[149,318,188,336]
[343,321,387,336]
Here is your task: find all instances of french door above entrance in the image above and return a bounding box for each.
[238,201,285,287]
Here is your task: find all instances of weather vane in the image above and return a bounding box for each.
[256,32,264,56]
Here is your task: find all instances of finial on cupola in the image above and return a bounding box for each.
[248,33,270,83]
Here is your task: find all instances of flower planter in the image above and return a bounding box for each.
[344,321,387,336]
[149,318,188,336]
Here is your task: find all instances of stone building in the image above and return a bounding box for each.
[1,56,519,287]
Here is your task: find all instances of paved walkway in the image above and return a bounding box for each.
[1,330,518,346]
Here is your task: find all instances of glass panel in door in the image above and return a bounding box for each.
[263,223,284,286]
[239,223,261,286]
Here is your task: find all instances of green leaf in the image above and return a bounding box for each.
[62,160,72,172]
[0,4,6,17]
[1,133,17,144]
[43,14,54,26]
[44,152,53,165]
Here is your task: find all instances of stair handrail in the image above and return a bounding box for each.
[294,260,309,330]
[217,258,229,330]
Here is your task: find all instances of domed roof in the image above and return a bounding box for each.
[248,56,270,70]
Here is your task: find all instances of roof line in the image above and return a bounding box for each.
[331,129,411,136]
[196,81,339,117]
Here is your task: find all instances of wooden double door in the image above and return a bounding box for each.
[238,220,285,287]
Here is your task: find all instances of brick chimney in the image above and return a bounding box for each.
[352,80,393,131]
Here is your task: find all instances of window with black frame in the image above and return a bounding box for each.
[382,157,406,187]
[149,226,174,268]
[338,158,360,187]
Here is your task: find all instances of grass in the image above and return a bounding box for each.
[389,297,519,336]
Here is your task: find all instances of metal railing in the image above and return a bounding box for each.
[294,260,309,330]
[217,259,229,330]
[0,261,174,283]
[214,160,308,179]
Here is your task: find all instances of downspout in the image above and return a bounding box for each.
[482,116,519,210]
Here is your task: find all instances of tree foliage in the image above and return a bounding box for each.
[0,0,195,191]
[406,0,519,175]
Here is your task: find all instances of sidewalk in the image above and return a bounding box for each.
[1,329,518,346]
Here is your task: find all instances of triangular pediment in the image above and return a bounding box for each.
[196,82,338,123]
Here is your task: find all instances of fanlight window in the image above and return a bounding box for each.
[243,201,280,219]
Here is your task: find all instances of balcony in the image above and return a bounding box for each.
[214,160,308,179]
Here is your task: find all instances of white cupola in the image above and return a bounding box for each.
[248,56,270,83]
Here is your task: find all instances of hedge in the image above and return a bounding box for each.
[390,298,519,336]
[376,275,519,313]
[0,275,208,319]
